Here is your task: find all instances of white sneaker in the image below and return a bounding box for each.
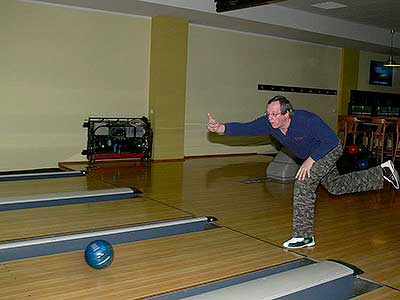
[283,236,315,249]
[381,160,400,189]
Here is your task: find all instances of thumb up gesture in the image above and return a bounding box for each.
[207,113,225,134]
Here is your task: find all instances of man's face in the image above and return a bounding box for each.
[266,101,289,129]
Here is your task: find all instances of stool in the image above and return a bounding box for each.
[369,117,393,163]
[337,115,366,146]
[393,119,400,160]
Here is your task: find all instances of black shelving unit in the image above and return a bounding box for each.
[349,90,400,117]
[82,117,153,164]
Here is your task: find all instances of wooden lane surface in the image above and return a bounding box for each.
[0,228,302,300]
[62,161,150,192]
[62,156,400,291]
[141,156,400,290]
[0,197,189,242]
[290,188,400,289]
[352,286,400,299]
[136,156,292,242]
[61,156,400,295]
[0,176,114,198]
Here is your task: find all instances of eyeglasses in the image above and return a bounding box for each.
[265,112,282,118]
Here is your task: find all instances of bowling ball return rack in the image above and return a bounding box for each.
[82,117,153,165]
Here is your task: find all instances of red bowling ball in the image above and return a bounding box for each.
[347,144,359,155]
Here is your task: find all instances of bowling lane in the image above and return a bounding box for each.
[0,228,302,300]
[0,176,114,198]
[0,197,189,242]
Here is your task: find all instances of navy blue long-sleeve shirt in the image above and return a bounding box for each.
[224,110,339,161]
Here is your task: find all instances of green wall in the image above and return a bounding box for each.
[0,0,150,170]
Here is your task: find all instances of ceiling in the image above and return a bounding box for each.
[20,0,400,55]
[279,0,400,31]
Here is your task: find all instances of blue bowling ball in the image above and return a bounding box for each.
[85,240,114,269]
[357,159,368,170]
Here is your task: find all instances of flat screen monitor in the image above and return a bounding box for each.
[369,60,393,86]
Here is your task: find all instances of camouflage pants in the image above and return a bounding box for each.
[292,143,384,237]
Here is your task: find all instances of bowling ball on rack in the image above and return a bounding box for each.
[85,240,114,269]
[357,144,368,154]
[347,144,359,155]
[357,159,369,170]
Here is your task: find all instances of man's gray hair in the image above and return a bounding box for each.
[267,95,294,117]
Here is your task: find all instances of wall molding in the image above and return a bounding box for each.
[258,84,337,95]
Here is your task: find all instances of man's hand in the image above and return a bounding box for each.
[208,113,225,134]
[296,157,315,181]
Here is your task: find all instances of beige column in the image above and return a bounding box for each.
[148,16,188,160]
[338,48,360,115]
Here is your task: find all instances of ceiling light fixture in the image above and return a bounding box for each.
[311,2,347,10]
[384,29,400,67]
